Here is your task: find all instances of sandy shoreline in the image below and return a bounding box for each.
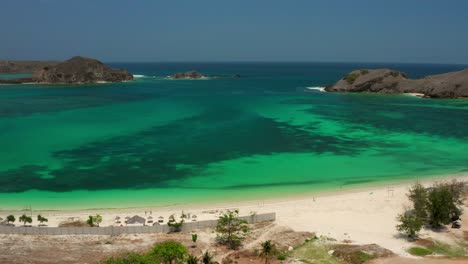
[1,173,467,256]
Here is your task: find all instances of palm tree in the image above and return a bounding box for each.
[201,251,214,264]
[259,240,276,264]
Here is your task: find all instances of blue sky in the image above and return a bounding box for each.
[1,0,468,64]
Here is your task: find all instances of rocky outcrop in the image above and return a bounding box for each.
[168,71,241,79]
[169,71,204,79]
[0,56,133,84]
[0,60,58,74]
[33,56,133,83]
[325,68,468,98]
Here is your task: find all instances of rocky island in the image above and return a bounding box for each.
[168,70,240,79]
[325,68,468,98]
[0,56,133,84]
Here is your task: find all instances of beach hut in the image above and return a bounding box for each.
[158,216,164,223]
[126,215,146,226]
[147,216,154,224]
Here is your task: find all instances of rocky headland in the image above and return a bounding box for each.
[168,70,240,79]
[0,56,133,84]
[0,60,58,74]
[325,68,468,98]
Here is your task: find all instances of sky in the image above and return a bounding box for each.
[1,0,468,64]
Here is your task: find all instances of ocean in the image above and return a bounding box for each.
[0,62,467,210]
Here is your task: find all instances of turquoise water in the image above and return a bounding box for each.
[0,63,467,210]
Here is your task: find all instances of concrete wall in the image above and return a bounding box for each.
[0,213,275,235]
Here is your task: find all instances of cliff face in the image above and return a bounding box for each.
[325,69,468,98]
[33,56,133,83]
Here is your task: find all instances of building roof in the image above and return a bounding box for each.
[127,215,146,225]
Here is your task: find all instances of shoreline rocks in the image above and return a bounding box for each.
[325,68,468,98]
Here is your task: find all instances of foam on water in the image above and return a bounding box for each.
[306,86,326,92]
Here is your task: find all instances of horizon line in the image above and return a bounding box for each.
[105,60,468,66]
[1,57,467,66]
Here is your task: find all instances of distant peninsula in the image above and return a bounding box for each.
[0,60,58,74]
[325,68,468,98]
[0,56,133,84]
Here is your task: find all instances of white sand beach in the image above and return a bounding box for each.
[1,174,467,257]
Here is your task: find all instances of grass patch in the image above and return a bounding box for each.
[360,69,369,75]
[357,252,375,263]
[428,241,467,258]
[408,247,432,256]
[343,73,360,84]
[408,240,467,258]
[291,239,343,264]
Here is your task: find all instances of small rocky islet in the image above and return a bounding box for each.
[168,70,241,79]
[325,68,468,98]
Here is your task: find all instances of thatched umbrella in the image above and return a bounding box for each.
[158,216,164,223]
[192,215,197,221]
[147,216,154,223]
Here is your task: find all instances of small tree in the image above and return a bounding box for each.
[396,210,423,238]
[87,214,103,227]
[426,182,463,227]
[6,215,15,224]
[259,240,277,264]
[87,215,94,227]
[167,214,184,233]
[192,233,198,243]
[151,241,188,264]
[19,214,32,226]
[95,214,103,227]
[201,251,214,264]
[37,215,48,225]
[408,183,428,221]
[187,255,198,264]
[216,210,249,249]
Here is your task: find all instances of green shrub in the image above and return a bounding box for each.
[360,69,369,75]
[408,247,432,256]
[343,73,360,84]
[396,210,423,238]
[151,241,188,264]
[277,252,287,260]
[101,252,152,264]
